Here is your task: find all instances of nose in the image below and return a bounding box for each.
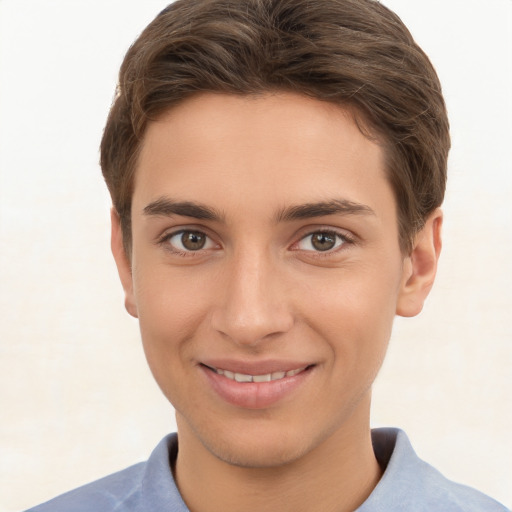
[210,248,294,346]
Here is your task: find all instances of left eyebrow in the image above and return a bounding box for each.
[275,199,375,222]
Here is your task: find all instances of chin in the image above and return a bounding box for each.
[186,413,332,470]
[204,433,311,469]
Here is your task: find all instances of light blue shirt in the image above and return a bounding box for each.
[25,428,509,511]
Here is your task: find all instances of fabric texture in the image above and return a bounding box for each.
[25,428,509,512]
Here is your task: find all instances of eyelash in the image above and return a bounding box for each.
[157,229,218,257]
[157,228,355,257]
[292,229,355,257]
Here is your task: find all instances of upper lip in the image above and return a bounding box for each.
[200,359,314,376]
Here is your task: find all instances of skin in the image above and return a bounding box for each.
[112,92,442,512]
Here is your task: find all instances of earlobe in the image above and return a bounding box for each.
[396,208,443,318]
[110,208,138,318]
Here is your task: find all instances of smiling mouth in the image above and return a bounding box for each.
[204,365,310,383]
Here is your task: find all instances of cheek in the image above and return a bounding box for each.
[134,258,212,326]
[300,259,400,321]
[134,275,208,409]
[298,262,400,361]
[132,265,213,374]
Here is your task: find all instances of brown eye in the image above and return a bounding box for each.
[165,230,216,253]
[310,233,336,251]
[181,231,207,250]
[296,231,346,252]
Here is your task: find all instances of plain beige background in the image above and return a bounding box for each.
[1,1,511,511]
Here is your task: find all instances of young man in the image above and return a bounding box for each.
[26,0,509,511]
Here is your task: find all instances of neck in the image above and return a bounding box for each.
[174,396,382,512]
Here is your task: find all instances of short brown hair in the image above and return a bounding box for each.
[100,0,450,254]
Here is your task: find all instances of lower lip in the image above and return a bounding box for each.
[201,366,313,409]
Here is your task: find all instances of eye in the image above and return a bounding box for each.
[165,230,217,252]
[296,231,347,252]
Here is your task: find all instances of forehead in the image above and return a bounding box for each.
[133,92,394,222]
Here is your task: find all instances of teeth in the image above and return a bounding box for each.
[214,367,306,383]
[253,374,271,383]
[234,373,252,383]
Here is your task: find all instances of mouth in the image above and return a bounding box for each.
[200,363,315,409]
[205,365,309,383]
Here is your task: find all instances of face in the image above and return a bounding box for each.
[113,92,440,468]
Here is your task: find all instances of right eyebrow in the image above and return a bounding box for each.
[143,197,224,221]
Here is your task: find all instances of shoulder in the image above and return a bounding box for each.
[24,462,146,512]
[359,428,510,512]
[24,433,186,512]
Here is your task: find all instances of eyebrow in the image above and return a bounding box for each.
[143,198,223,221]
[143,197,374,223]
[276,199,375,222]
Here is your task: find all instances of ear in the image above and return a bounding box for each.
[110,208,138,318]
[396,208,443,317]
